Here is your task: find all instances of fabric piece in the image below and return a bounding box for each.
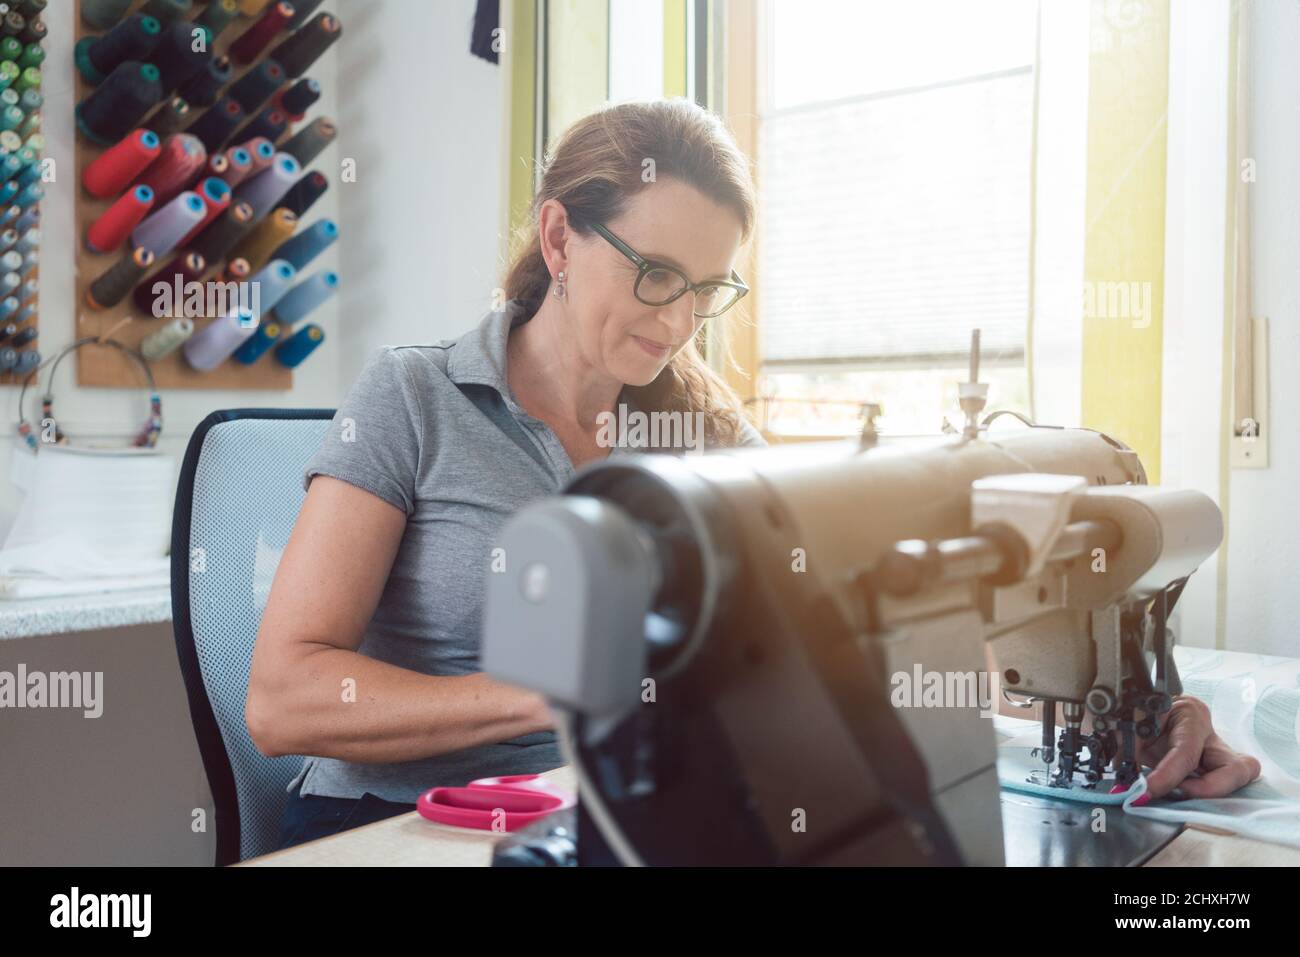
[996,645,1300,849]
[470,0,500,64]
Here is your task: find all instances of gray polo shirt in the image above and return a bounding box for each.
[288,299,766,803]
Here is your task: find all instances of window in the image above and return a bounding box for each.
[752,0,1039,437]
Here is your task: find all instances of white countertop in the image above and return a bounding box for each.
[0,585,173,640]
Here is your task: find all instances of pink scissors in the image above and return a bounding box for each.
[416,774,575,832]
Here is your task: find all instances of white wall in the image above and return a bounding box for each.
[333,0,507,388]
[1223,0,1300,657]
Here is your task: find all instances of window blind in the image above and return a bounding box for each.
[757,68,1034,367]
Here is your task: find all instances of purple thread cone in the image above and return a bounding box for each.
[231,151,299,219]
[130,189,206,258]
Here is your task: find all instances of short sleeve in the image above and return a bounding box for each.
[734,416,769,448]
[302,346,424,516]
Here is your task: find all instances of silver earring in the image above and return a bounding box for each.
[553,270,566,300]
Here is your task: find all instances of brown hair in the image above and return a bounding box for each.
[502,98,757,448]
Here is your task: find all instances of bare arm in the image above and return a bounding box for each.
[245,474,553,761]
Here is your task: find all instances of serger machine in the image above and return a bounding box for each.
[482,355,1223,866]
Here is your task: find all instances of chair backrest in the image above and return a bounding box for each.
[171,408,334,866]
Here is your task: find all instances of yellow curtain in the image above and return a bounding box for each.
[1080,0,1170,483]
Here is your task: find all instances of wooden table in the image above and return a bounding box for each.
[239,764,1300,866]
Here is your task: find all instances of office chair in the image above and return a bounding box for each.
[171,408,335,866]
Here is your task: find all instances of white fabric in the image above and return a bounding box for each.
[0,445,175,598]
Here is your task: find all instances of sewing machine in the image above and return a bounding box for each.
[481,341,1224,866]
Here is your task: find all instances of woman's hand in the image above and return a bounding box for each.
[1132,695,1261,802]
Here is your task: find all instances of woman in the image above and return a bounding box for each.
[248,99,766,851]
[248,99,1259,854]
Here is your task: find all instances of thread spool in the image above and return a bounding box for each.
[231,207,295,272]
[134,249,206,316]
[223,256,250,283]
[14,67,40,94]
[16,228,37,255]
[233,152,300,219]
[270,217,336,271]
[237,106,287,146]
[220,145,253,187]
[18,251,36,277]
[204,152,230,179]
[238,137,277,178]
[272,270,336,328]
[144,95,190,137]
[239,0,273,16]
[135,132,206,205]
[131,190,206,258]
[186,94,244,153]
[230,1,295,65]
[13,182,41,209]
[274,323,323,368]
[285,0,324,30]
[275,77,320,121]
[14,206,37,231]
[19,1,49,20]
[18,19,46,47]
[279,117,335,167]
[0,318,14,334]
[82,128,160,198]
[14,159,42,190]
[189,199,255,263]
[75,14,162,85]
[270,12,342,79]
[227,58,285,115]
[178,176,232,246]
[0,271,18,297]
[232,318,280,363]
[76,62,163,145]
[14,301,36,323]
[0,13,24,41]
[19,276,36,302]
[82,0,133,30]
[150,21,213,95]
[11,324,38,348]
[0,347,16,372]
[20,42,46,71]
[274,170,328,218]
[183,259,296,370]
[178,55,232,109]
[88,245,155,310]
[197,0,240,39]
[0,229,14,252]
[140,0,192,27]
[141,316,194,359]
[12,348,39,376]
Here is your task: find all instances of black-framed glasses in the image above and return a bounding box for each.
[591,221,749,319]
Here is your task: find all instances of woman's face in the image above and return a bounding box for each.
[549,176,744,387]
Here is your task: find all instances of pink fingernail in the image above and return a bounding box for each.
[1109,784,1127,794]
[1133,792,1151,807]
